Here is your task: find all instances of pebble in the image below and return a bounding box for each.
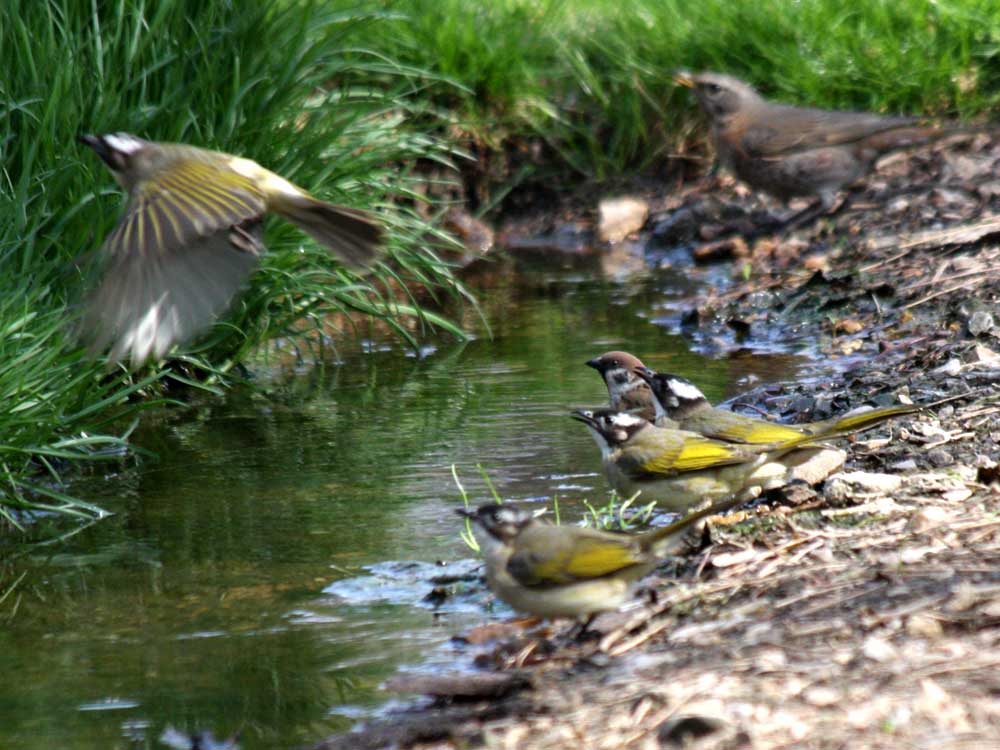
[926,448,954,467]
[907,506,951,533]
[932,358,962,376]
[968,310,995,336]
[862,634,898,663]
[597,196,649,244]
[824,471,903,502]
[906,612,944,639]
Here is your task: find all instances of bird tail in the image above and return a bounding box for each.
[274,195,385,270]
[636,404,918,552]
[806,403,920,442]
[864,124,980,153]
[642,492,750,551]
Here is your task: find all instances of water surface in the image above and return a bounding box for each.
[0,256,811,749]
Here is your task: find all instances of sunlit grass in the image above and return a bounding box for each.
[0,0,471,525]
[347,0,1000,190]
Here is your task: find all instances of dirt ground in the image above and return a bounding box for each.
[318,134,1000,750]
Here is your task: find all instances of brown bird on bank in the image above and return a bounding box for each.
[674,71,965,230]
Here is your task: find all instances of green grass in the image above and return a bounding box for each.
[0,0,470,527]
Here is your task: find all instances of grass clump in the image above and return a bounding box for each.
[343,0,1000,203]
[0,0,470,525]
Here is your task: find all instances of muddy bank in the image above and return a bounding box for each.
[317,134,1000,749]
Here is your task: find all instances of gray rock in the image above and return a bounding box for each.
[926,448,954,467]
[968,310,995,337]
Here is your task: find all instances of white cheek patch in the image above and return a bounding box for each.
[609,412,644,428]
[105,133,145,154]
[495,508,520,525]
[667,378,705,401]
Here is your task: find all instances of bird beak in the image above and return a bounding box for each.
[78,134,113,166]
[672,71,695,88]
[570,410,597,427]
[455,507,475,518]
[585,357,602,371]
[633,366,655,385]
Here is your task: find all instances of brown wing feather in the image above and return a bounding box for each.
[742,104,920,157]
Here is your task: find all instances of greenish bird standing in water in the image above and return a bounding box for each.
[458,494,747,619]
[78,133,384,366]
[572,408,826,510]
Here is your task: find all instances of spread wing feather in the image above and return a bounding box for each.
[105,159,267,261]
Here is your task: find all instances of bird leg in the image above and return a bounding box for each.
[567,613,601,641]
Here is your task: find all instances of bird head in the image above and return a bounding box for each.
[634,367,710,420]
[586,350,648,392]
[571,408,649,453]
[457,504,538,556]
[78,132,150,187]
[673,71,762,123]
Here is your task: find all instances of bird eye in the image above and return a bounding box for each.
[706,83,721,94]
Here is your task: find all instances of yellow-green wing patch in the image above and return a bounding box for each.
[640,435,749,474]
[718,420,804,445]
[507,528,642,586]
[106,159,266,260]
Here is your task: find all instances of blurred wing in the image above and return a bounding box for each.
[743,105,919,157]
[83,222,263,365]
[105,158,267,261]
[506,527,642,586]
[85,157,271,365]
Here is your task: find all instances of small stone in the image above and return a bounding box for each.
[825,471,903,499]
[692,236,747,262]
[770,481,818,506]
[933,358,962,376]
[598,196,649,244]
[862,634,898,663]
[787,448,846,487]
[443,208,494,256]
[973,344,1000,363]
[926,448,954,467]
[803,685,841,707]
[906,612,943,638]
[754,648,788,672]
[968,310,995,337]
[890,458,918,471]
[974,454,998,469]
[907,506,951,533]
[834,318,865,334]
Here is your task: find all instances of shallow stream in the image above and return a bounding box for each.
[1,253,815,749]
